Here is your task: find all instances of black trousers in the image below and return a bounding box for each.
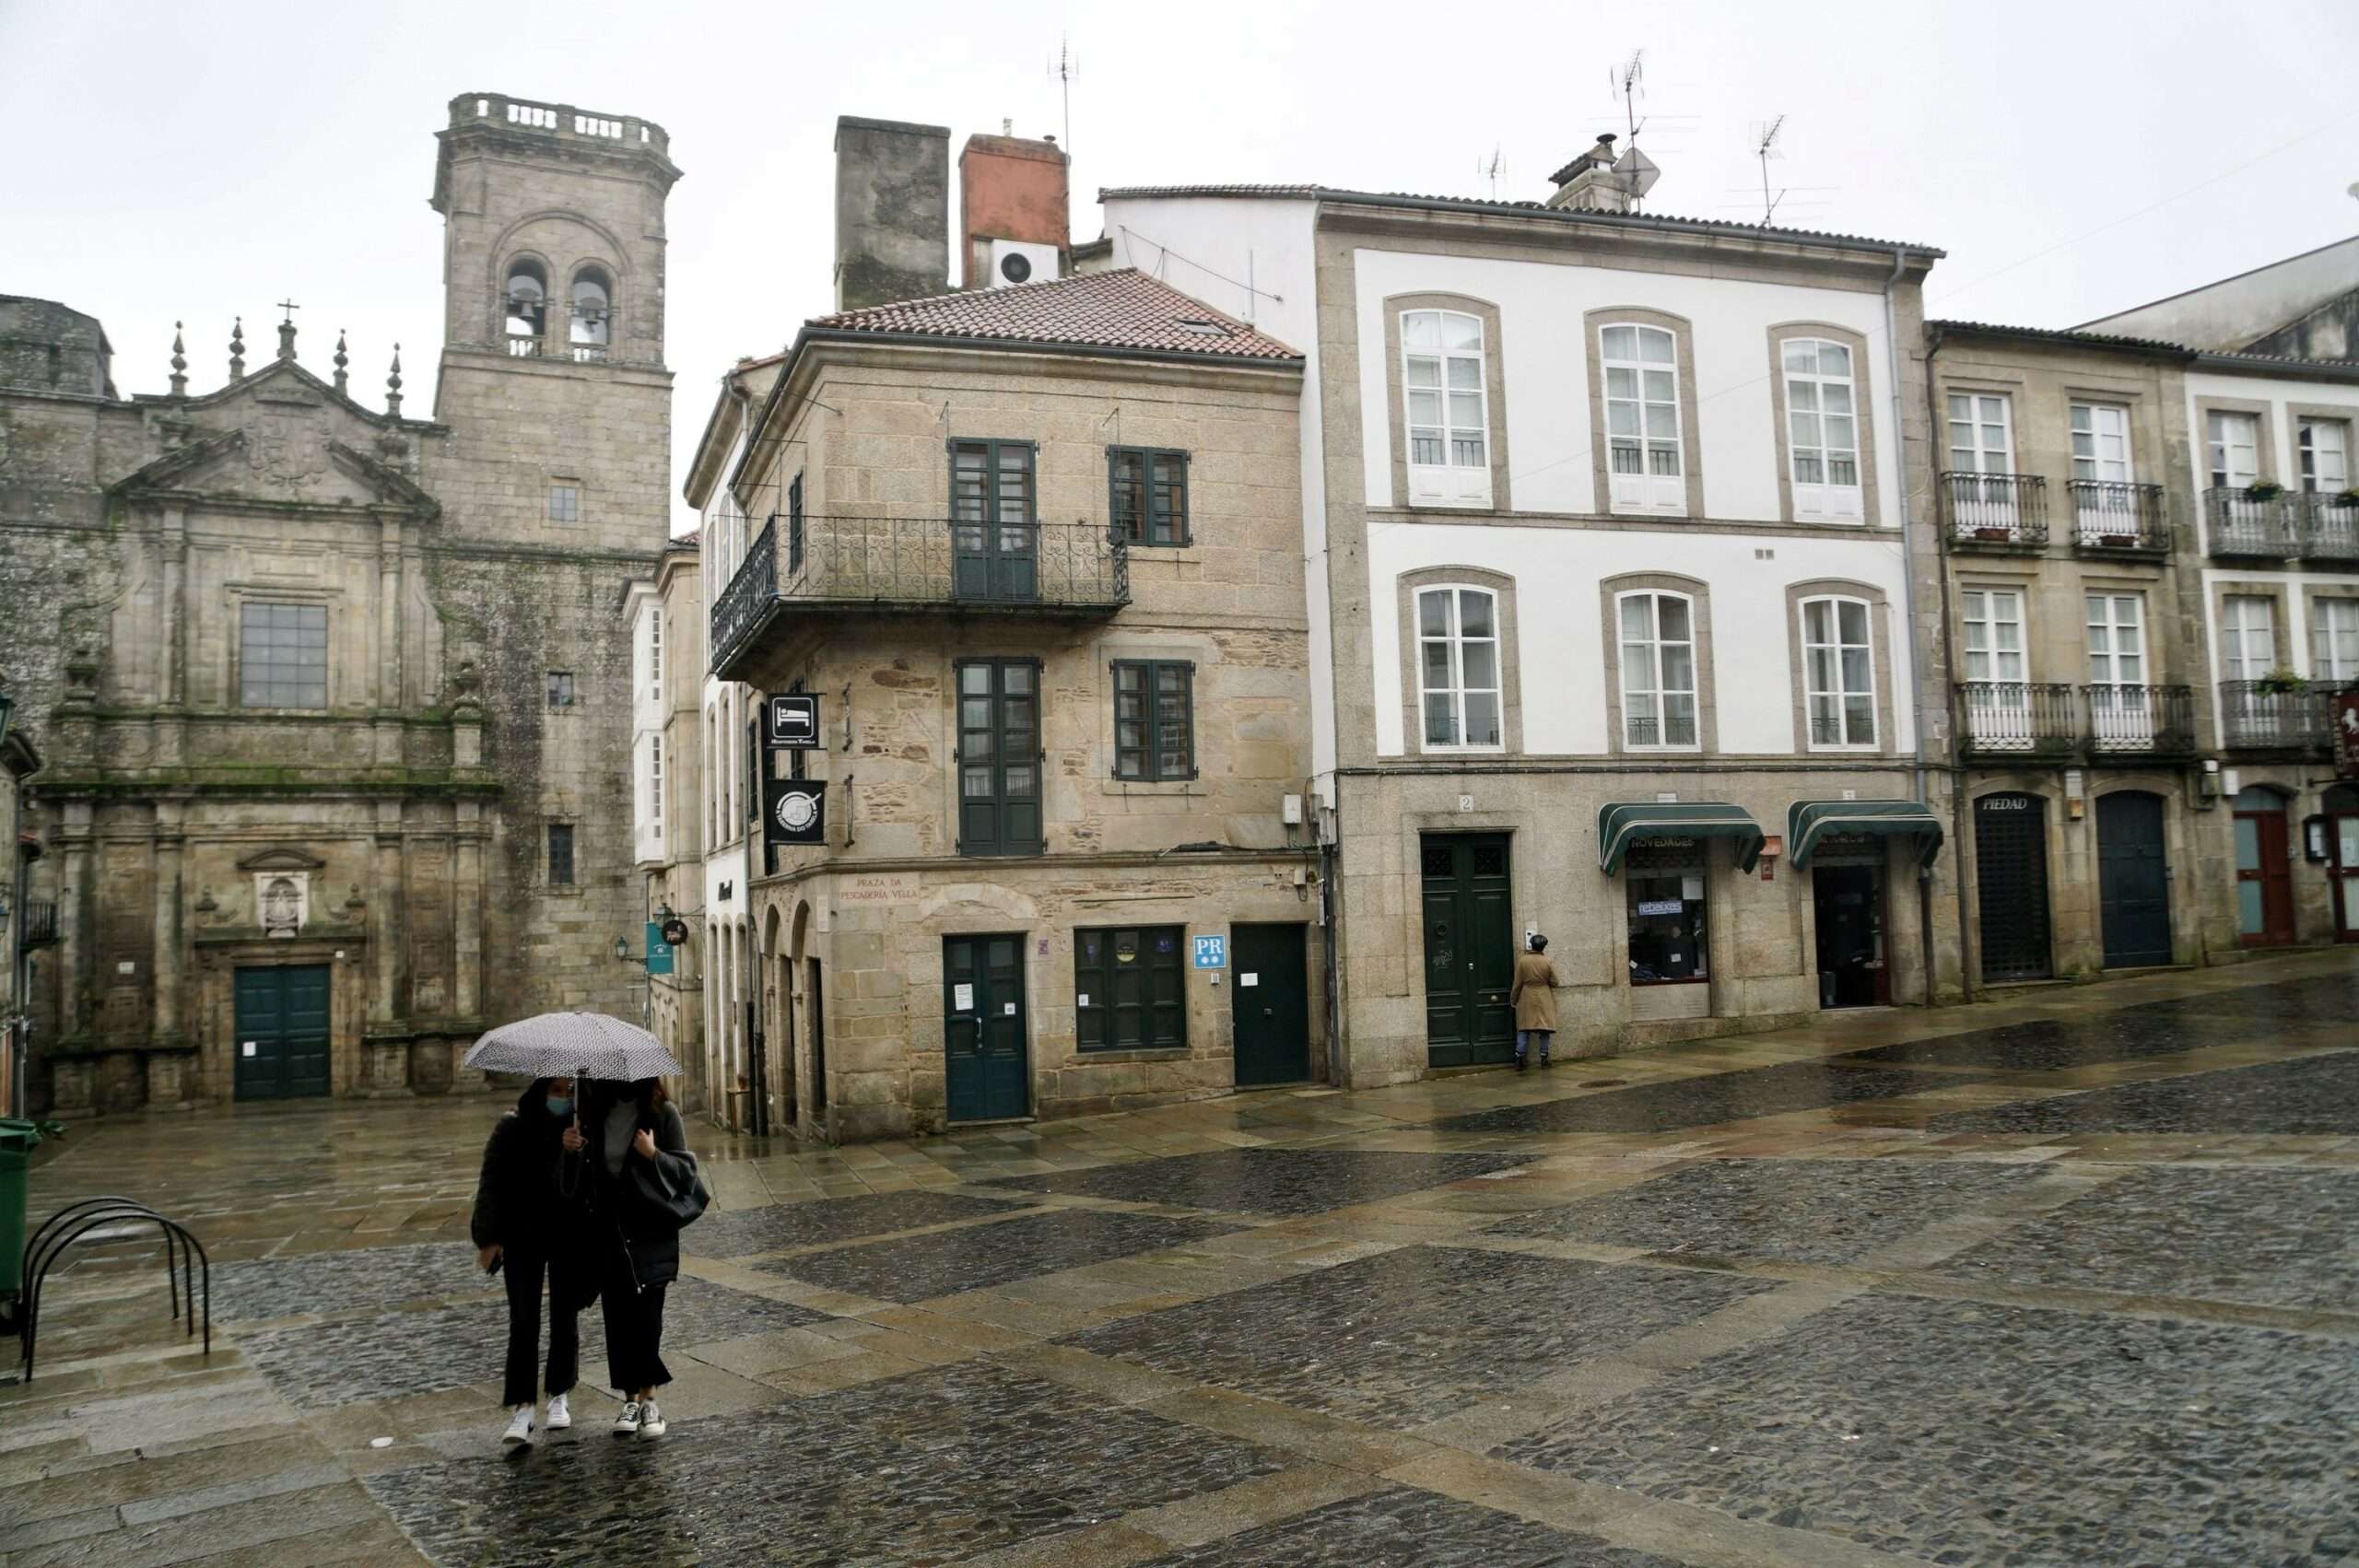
[600,1246,672,1395]
[499,1249,583,1408]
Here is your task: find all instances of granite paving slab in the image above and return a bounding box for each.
[684,1188,1034,1258]
[1837,1011,2236,1071]
[750,1206,1247,1305]
[1921,1050,2359,1136]
[1486,1158,2047,1265]
[234,1277,832,1409]
[1063,1246,1776,1431]
[1496,1293,2359,1567]
[2136,972,2359,1022]
[1133,1484,1691,1566]
[210,1242,496,1321]
[364,1360,1290,1567]
[1937,1166,2359,1311]
[981,1148,1539,1216]
[1432,1061,1978,1138]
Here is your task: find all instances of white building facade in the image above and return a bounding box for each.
[1097,166,1959,1084]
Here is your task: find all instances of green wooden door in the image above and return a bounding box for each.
[1420,834,1515,1069]
[1231,924,1309,1087]
[233,965,332,1100]
[945,934,1029,1121]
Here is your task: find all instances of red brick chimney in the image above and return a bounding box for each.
[957,131,1070,288]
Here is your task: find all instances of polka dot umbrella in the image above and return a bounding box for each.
[464,1012,685,1083]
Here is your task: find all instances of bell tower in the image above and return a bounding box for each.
[428,92,682,554]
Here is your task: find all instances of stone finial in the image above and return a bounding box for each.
[276,298,299,361]
[332,329,349,394]
[229,316,246,380]
[169,322,188,398]
[384,343,403,418]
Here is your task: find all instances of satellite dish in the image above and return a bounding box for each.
[1614,146,1662,199]
[2347,181,2359,201]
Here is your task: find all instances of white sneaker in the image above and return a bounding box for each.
[636,1399,666,1440]
[501,1405,534,1446]
[546,1393,571,1430]
[612,1398,640,1436]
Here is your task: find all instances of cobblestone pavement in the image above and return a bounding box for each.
[6,949,2357,1567]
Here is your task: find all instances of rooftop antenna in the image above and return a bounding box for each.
[1480,145,1505,200]
[1754,114,1789,225]
[1050,35,1079,153]
[1612,50,1647,144]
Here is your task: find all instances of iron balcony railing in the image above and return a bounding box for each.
[2206,487,2297,557]
[2300,492,2359,561]
[710,515,1132,673]
[1955,682,2080,757]
[2218,680,2333,752]
[1942,473,2048,548]
[2083,684,2198,757]
[18,900,58,951]
[2068,480,2168,553]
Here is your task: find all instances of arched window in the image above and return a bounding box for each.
[1602,322,1684,511]
[1780,337,1862,519]
[570,267,612,361]
[504,260,548,356]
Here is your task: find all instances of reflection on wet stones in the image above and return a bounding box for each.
[982,1148,1537,1215]
[212,1242,496,1321]
[1432,1060,1975,1137]
[1496,1293,2359,1568]
[1489,1157,2045,1265]
[1922,1052,2359,1136]
[1134,1485,1686,1566]
[1839,1012,2232,1071]
[365,1361,1290,1567]
[752,1207,1245,1304]
[1063,1247,1774,1430]
[686,1189,1035,1258]
[1940,1166,2359,1310]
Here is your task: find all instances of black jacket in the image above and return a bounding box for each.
[587,1096,697,1291]
[468,1083,592,1252]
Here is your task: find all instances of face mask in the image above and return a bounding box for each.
[545,1095,573,1119]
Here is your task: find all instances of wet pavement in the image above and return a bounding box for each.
[5,948,2357,1567]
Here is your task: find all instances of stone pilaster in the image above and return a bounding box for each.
[151,803,183,1045]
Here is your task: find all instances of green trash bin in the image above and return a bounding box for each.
[0,1118,57,1302]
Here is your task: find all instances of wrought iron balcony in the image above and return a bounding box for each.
[2083,684,2198,759]
[2068,481,2168,554]
[1942,473,2048,550]
[18,899,58,951]
[1955,682,2079,758]
[2218,680,2332,752]
[2299,492,2359,562]
[710,514,1131,675]
[2206,487,2296,558]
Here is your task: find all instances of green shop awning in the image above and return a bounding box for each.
[1786,799,1945,871]
[1597,802,1765,875]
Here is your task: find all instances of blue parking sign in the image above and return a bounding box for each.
[1192,935,1226,969]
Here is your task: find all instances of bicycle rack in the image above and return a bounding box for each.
[10,1197,210,1385]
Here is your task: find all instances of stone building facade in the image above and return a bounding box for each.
[0,92,676,1113]
[699,269,1317,1141]
[625,532,707,1106]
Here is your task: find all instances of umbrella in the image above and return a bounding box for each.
[464,1012,685,1083]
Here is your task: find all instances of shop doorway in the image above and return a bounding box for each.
[2326,785,2359,942]
[1974,793,2053,982]
[2232,786,2296,948]
[1810,837,1889,1008]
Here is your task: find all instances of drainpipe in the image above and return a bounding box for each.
[1884,249,1945,1008]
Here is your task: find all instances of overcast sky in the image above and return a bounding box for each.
[6,0,2355,534]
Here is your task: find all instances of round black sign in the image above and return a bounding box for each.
[660,918,688,945]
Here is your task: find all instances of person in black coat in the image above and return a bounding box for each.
[469,1076,595,1447]
[582,1076,698,1439]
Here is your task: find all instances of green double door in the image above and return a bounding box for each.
[1420,834,1516,1069]
[233,965,332,1101]
[944,934,1030,1122]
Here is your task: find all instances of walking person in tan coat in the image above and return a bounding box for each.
[1510,933,1560,1072]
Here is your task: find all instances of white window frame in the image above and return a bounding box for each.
[1415,585,1504,752]
[2299,417,2350,495]
[2207,411,2259,490]
[651,733,663,821]
[1781,339,1862,521]
[2070,403,2133,484]
[2315,598,2359,682]
[2085,591,2154,750]
[1801,594,1877,750]
[2221,595,2277,684]
[1602,323,1686,515]
[1946,392,2015,474]
[1615,591,1700,751]
[650,609,663,702]
[1961,589,2026,685]
[1401,310,1491,507]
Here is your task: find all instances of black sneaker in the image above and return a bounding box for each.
[1541,1057,1553,1070]
[1515,1056,1527,1073]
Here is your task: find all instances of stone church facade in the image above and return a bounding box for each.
[0,92,677,1113]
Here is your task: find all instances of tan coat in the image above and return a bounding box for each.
[1510,951,1559,1030]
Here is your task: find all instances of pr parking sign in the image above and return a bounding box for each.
[1192,935,1226,969]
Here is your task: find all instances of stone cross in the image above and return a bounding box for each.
[276,298,299,360]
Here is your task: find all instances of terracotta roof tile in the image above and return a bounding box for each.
[807,269,1300,361]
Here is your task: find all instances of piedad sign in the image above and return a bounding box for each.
[2335,687,2359,780]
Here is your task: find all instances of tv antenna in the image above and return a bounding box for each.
[1479,145,1505,200]
[1049,36,1079,153]
[1754,115,1789,224]
[1611,50,1647,143]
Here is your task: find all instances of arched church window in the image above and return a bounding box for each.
[504,260,548,356]
[570,267,612,361]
